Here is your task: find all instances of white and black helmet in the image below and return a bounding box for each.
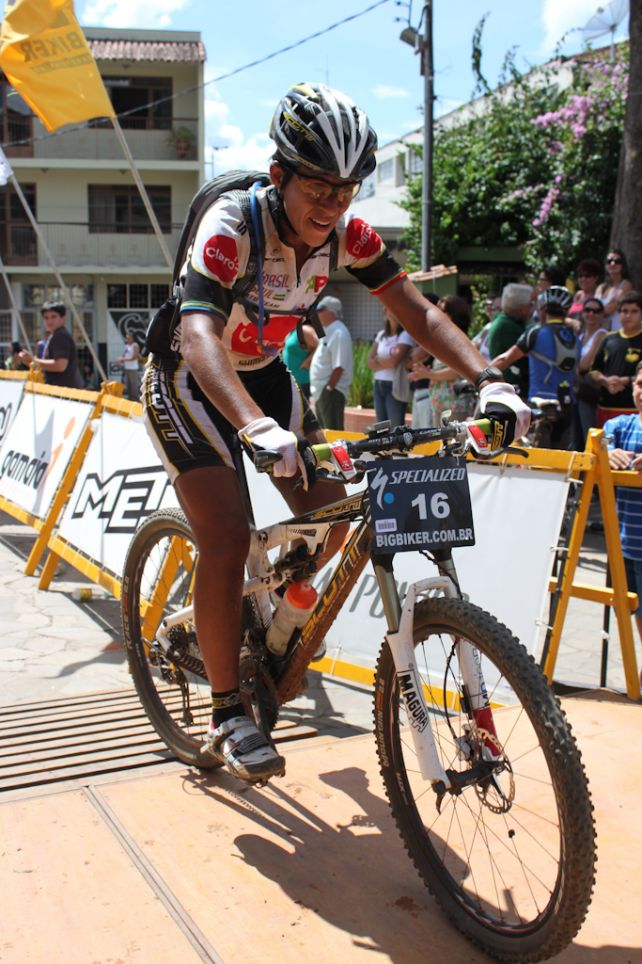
[541,285,573,314]
[270,82,378,181]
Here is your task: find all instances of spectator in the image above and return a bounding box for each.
[82,361,100,391]
[309,296,353,431]
[492,286,578,448]
[116,332,141,401]
[590,291,642,427]
[533,264,566,323]
[409,295,476,425]
[596,249,633,331]
[5,341,28,371]
[487,283,532,398]
[367,307,413,428]
[574,299,608,447]
[471,292,501,363]
[18,301,82,388]
[605,361,642,686]
[407,292,439,429]
[568,258,602,324]
[282,323,319,401]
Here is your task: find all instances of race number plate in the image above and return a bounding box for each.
[367,455,475,553]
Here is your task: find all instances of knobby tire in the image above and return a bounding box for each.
[374,597,596,962]
[121,508,219,768]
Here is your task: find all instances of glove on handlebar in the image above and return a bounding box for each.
[479,382,531,447]
[238,417,300,478]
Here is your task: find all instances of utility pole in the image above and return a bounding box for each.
[400,1,434,272]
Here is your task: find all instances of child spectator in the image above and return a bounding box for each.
[605,360,642,685]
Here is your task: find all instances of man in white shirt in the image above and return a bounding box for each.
[310,295,353,429]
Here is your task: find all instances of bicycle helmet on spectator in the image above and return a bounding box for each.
[541,285,573,315]
[270,82,378,182]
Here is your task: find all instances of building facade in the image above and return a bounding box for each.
[0,27,205,374]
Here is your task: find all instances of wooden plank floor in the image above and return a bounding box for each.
[0,687,318,794]
[0,691,640,962]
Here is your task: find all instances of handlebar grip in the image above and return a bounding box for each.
[253,450,282,471]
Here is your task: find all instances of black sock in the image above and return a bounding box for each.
[211,689,244,727]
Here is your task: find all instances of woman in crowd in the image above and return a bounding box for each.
[596,249,633,331]
[409,295,476,425]
[574,298,608,447]
[367,308,413,428]
[569,258,602,325]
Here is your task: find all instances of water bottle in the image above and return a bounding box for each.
[266,580,318,656]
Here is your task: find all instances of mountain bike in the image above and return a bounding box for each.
[121,418,596,962]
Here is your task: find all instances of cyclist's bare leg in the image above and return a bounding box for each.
[174,464,249,691]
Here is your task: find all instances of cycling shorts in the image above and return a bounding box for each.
[142,355,319,482]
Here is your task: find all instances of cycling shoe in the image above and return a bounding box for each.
[202,715,285,784]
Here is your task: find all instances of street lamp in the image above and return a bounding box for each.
[400,1,434,272]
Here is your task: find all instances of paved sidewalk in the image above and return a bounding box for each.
[0,510,639,720]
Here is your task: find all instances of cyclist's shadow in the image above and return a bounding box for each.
[187,764,476,960]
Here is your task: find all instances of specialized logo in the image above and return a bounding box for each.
[370,466,391,510]
[71,467,172,534]
[203,234,239,285]
[397,668,429,732]
[346,217,382,261]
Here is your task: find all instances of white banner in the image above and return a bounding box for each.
[0,392,92,519]
[0,377,26,447]
[248,460,569,662]
[57,411,178,578]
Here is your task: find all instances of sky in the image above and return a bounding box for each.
[75,0,631,175]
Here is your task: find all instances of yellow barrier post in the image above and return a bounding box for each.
[20,381,123,578]
[41,392,143,595]
[543,429,641,699]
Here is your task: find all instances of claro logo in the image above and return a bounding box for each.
[203,234,239,284]
[346,217,382,261]
[71,467,171,533]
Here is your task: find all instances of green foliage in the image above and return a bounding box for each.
[348,341,374,408]
[400,46,628,277]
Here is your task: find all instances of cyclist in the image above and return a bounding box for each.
[491,285,577,448]
[142,82,530,784]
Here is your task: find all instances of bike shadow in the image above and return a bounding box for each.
[184,764,486,960]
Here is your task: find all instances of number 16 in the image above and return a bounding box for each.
[411,491,450,520]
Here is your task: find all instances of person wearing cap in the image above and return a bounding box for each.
[141,82,530,786]
[309,295,352,429]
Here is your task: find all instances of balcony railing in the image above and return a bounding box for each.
[2,118,199,163]
[0,221,182,269]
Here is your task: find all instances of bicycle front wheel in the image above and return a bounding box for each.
[374,597,596,963]
[121,508,218,768]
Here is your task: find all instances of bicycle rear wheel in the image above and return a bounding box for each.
[121,508,218,768]
[374,597,596,962]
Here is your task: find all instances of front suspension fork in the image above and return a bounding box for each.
[375,556,497,787]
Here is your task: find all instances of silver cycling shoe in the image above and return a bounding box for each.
[203,715,285,784]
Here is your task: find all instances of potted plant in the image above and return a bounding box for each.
[168,126,196,159]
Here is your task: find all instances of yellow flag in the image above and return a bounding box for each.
[0,0,115,132]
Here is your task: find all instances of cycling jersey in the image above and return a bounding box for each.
[144,183,405,479]
[173,184,405,370]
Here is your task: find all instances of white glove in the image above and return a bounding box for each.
[238,416,301,479]
[479,382,531,446]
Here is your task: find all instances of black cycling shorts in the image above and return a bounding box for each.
[142,355,319,482]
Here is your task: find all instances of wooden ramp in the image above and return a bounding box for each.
[0,691,641,963]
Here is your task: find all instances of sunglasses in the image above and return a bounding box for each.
[281,163,361,204]
[606,257,623,265]
[583,306,604,314]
